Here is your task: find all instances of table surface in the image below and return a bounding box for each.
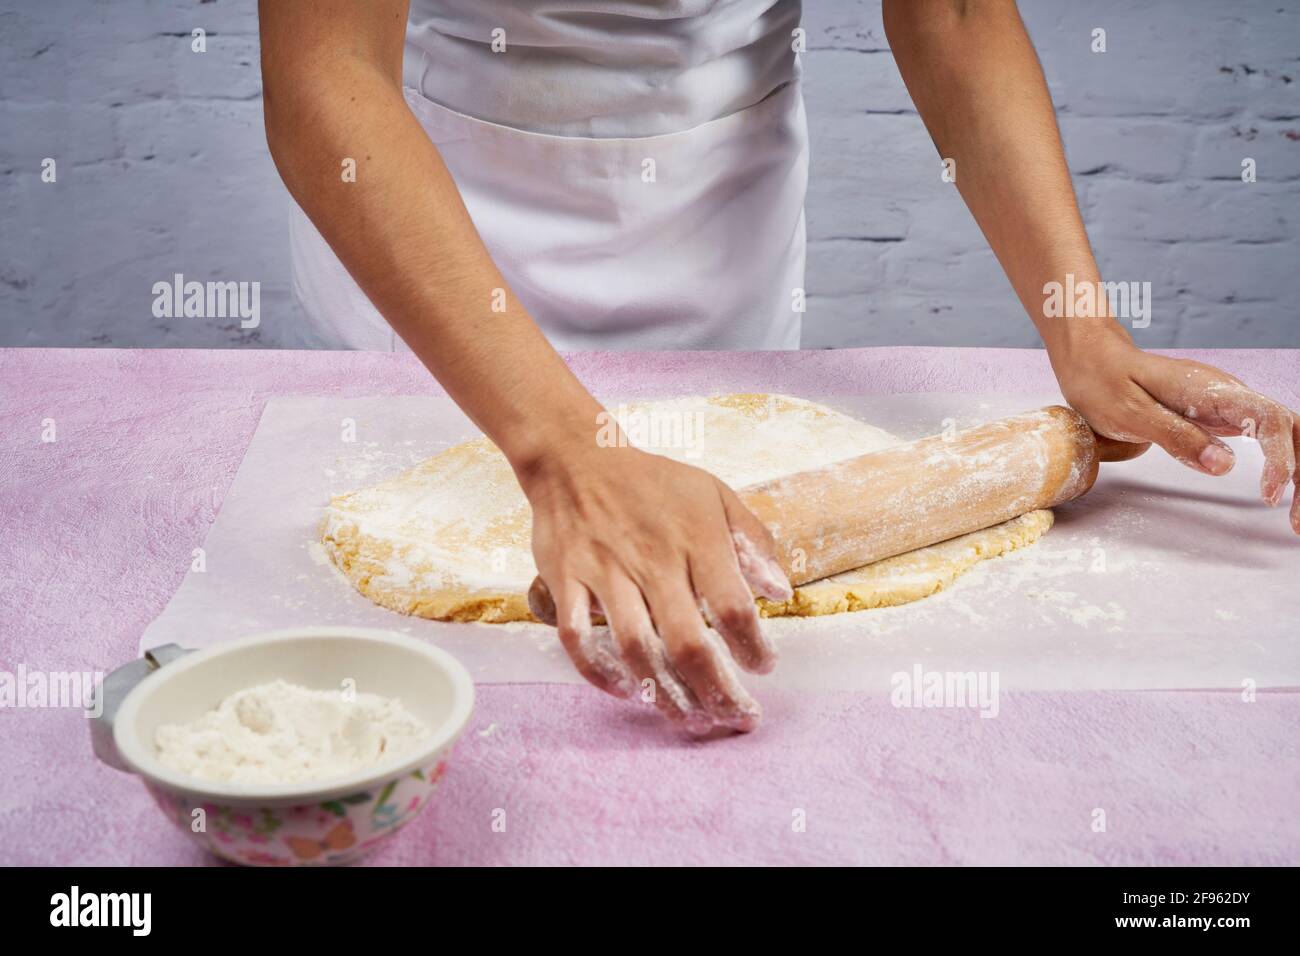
[1,346,1297,866]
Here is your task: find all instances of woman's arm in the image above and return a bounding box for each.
[883,0,1299,532]
[260,0,595,470]
[258,0,788,729]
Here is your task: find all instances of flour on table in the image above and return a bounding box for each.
[319,394,1055,622]
[155,680,428,784]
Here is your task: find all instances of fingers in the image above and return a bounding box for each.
[1249,403,1296,507]
[643,574,762,733]
[529,459,772,732]
[1132,361,1298,510]
[717,482,793,600]
[688,544,776,675]
[597,574,714,734]
[544,531,770,732]
[1194,382,1296,505]
[552,579,635,700]
[1125,400,1236,477]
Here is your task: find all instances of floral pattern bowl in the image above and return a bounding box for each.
[91,627,475,866]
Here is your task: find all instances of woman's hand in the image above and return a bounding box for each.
[518,439,792,734]
[1053,332,1300,533]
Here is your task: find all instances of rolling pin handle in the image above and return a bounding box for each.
[1094,433,1153,463]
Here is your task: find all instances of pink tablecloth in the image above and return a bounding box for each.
[1,346,1297,866]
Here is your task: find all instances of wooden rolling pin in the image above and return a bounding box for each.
[742,404,1098,586]
[528,405,1099,622]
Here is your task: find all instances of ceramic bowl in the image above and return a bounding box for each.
[91,627,474,866]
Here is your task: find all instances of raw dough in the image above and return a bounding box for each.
[320,394,1053,622]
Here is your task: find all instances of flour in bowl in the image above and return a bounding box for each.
[155,679,428,784]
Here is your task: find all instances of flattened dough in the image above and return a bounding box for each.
[320,394,1053,622]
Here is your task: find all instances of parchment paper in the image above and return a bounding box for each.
[140,393,1299,692]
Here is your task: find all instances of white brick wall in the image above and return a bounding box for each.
[2,0,1296,348]
[800,0,1300,348]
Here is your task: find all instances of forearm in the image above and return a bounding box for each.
[883,0,1130,363]
[262,60,602,474]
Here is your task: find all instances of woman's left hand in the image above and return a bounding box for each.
[1052,333,1300,534]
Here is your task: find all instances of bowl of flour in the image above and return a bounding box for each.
[92,627,474,866]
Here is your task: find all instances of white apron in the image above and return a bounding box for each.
[290,0,807,351]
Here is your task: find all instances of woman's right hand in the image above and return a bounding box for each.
[518,439,793,734]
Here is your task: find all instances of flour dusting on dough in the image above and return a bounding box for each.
[319,395,1056,622]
